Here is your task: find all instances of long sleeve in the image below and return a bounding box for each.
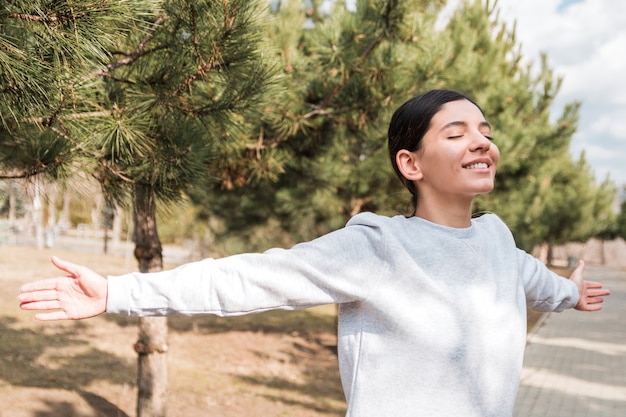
[517,249,579,312]
[106,219,388,317]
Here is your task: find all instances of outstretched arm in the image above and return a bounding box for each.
[569,260,611,311]
[18,256,108,321]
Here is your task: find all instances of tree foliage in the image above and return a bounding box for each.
[616,189,626,240]
[186,0,448,252]
[183,0,617,254]
[0,0,153,179]
[2,1,284,416]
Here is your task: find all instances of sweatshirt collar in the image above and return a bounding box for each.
[407,215,478,239]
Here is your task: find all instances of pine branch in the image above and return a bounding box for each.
[27,111,111,125]
[90,15,168,79]
[302,99,375,120]
[0,166,48,179]
[172,4,239,97]
[311,1,395,114]
[243,102,364,153]
[312,31,386,114]
[7,13,79,23]
[98,160,135,184]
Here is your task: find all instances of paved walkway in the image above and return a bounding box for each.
[514,264,626,417]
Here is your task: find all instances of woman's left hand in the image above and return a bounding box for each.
[569,260,611,311]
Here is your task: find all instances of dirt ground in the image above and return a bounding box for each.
[1,246,345,417]
[0,245,557,417]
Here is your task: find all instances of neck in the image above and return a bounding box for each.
[414,195,474,228]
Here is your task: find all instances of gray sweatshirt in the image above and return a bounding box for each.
[107,212,579,416]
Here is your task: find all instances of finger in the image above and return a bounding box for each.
[20,299,62,311]
[35,311,70,321]
[51,256,82,277]
[587,288,611,297]
[569,261,586,282]
[18,289,59,304]
[574,259,586,272]
[19,278,60,294]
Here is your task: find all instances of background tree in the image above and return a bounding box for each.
[186,0,450,253]
[588,178,619,265]
[519,153,615,263]
[432,0,613,251]
[616,189,626,240]
[184,0,617,258]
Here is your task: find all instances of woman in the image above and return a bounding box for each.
[18,89,609,416]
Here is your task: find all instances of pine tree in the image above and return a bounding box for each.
[187,0,450,251]
[2,1,282,416]
[435,0,617,252]
[617,190,626,240]
[89,2,282,415]
[188,0,618,259]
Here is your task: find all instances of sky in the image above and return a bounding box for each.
[441,0,626,187]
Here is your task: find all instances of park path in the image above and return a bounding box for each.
[514,264,626,417]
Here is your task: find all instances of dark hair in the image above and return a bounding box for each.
[388,89,482,208]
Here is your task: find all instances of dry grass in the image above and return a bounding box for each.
[0,246,344,417]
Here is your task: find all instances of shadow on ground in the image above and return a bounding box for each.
[0,316,132,417]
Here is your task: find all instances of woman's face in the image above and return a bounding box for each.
[412,99,500,200]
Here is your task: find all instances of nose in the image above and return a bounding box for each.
[469,131,491,152]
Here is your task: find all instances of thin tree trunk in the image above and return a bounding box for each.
[111,203,123,252]
[8,180,16,225]
[59,192,71,230]
[133,183,168,417]
[46,182,58,229]
[45,182,58,248]
[547,243,554,266]
[32,178,44,249]
[600,239,606,265]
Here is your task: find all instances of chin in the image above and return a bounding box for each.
[474,183,495,195]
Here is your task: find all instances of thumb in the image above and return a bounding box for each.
[570,259,586,282]
[51,256,82,278]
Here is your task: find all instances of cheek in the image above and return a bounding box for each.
[491,145,501,167]
[425,149,458,174]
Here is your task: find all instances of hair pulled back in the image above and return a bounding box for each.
[388,89,481,208]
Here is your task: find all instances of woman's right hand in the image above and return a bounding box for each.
[18,256,108,321]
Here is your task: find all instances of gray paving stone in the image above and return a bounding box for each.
[514,265,626,417]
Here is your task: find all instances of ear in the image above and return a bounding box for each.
[396,149,423,182]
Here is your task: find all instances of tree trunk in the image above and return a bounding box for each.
[8,180,16,225]
[32,178,44,249]
[546,243,554,266]
[133,183,168,417]
[600,239,606,265]
[59,192,71,231]
[45,182,58,248]
[111,203,123,252]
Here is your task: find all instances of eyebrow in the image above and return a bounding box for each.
[440,121,491,131]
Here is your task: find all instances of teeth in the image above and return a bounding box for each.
[464,163,488,169]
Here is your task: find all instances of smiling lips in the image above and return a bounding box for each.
[463,162,489,169]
